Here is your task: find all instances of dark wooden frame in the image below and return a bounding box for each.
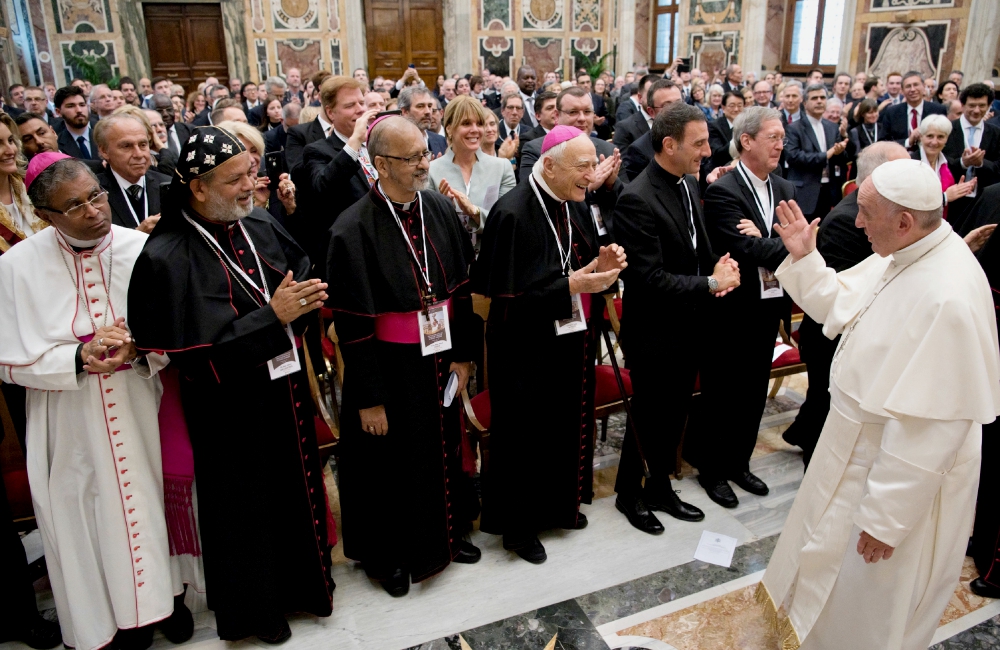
[780,0,839,76]
[650,0,680,71]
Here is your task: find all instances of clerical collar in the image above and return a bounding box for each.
[187,207,239,231]
[531,170,564,204]
[391,198,415,211]
[891,220,950,266]
[61,231,104,248]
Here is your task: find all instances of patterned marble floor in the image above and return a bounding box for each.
[4,378,998,650]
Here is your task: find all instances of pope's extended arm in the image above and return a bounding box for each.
[854,415,974,549]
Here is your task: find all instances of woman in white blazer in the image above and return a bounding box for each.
[429,95,516,253]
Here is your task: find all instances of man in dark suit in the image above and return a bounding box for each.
[293,75,374,275]
[240,81,261,115]
[615,83,640,123]
[784,84,851,221]
[706,91,746,173]
[22,86,60,130]
[612,102,740,534]
[692,106,796,508]
[878,70,947,149]
[612,74,661,153]
[719,64,744,94]
[94,113,170,232]
[620,81,684,181]
[576,73,611,140]
[515,91,558,168]
[264,102,300,155]
[942,83,1000,230]
[497,92,531,151]
[397,86,447,156]
[782,142,909,467]
[285,76,346,174]
[54,85,98,160]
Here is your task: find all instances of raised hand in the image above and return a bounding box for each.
[596,243,627,273]
[774,200,819,262]
[946,177,977,203]
[269,271,328,324]
[568,258,620,294]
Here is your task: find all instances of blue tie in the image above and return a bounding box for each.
[77,135,91,160]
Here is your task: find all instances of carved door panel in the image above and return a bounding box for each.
[365,0,444,85]
[144,3,229,94]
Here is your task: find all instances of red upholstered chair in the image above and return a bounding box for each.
[842,179,858,197]
[303,309,342,462]
[461,295,493,475]
[0,389,34,531]
[768,315,807,398]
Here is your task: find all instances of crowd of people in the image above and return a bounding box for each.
[1,57,1000,650]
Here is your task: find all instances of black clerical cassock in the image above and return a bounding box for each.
[326,186,480,583]
[473,177,605,544]
[127,205,334,638]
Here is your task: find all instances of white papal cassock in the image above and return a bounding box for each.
[759,221,1000,650]
[0,225,174,650]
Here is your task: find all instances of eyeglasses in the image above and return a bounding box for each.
[504,105,525,111]
[559,109,595,118]
[36,189,109,219]
[757,134,787,146]
[380,151,433,166]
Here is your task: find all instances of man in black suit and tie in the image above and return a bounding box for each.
[784,84,851,222]
[294,76,376,275]
[621,80,683,181]
[615,83,641,123]
[720,64,744,94]
[577,73,611,140]
[878,70,947,149]
[285,77,340,174]
[497,92,531,151]
[94,114,170,233]
[692,106,796,508]
[613,74,660,153]
[397,86,447,156]
[515,66,539,129]
[240,82,261,115]
[707,91,745,172]
[516,91,559,168]
[54,86,98,161]
[943,83,1000,229]
[149,93,192,160]
[613,102,740,534]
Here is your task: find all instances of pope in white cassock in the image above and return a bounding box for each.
[755,158,1000,650]
[0,156,190,650]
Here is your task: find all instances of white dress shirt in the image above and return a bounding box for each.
[111,167,147,224]
[906,101,925,135]
[807,114,830,183]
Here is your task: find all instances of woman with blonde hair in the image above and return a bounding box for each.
[185,91,206,123]
[481,111,518,159]
[0,113,42,254]
[216,120,297,224]
[429,95,515,253]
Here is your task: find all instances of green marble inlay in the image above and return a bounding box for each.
[482,0,511,30]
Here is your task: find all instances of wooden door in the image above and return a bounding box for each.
[365,0,444,84]
[144,3,229,94]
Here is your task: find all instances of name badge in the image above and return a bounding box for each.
[759,267,784,299]
[418,302,453,356]
[555,293,588,335]
[590,205,608,237]
[268,325,302,380]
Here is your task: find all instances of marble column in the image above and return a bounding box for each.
[221,0,251,81]
[617,0,635,75]
[0,0,18,90]
[962,0,1000,84]
[442,0,472,76]
[741,0,768,73]
[344,0,367,73]
[117,0,151,77]
[837,0,859,73]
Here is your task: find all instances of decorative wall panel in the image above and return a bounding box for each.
[689,0,740,25]
[482,0,512,30]
[272,0,320,30]
[255,38,270,81]
[523,0,564,30]
[329,38,342,74]
[573,0,601,31]
[523,37,563,74]
[479,34,515,75]
[866,23,948,80]
[870,0,953,11]
[52,0,111,34]
[275,38,322,75]
[689,30,739,76]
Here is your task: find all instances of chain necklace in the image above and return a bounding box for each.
[59,236,113,333]
[832,236,946,370]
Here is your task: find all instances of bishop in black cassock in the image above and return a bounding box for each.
[127,127,334,643]
[473,126,626,563]
[326,117,481,598]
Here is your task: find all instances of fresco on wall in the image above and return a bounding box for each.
[870,0,953,11]
[276,38,322,76]
[867,24,947,81]
[479,34,514,75]
[272,0,320,30]
[689,0,740,26]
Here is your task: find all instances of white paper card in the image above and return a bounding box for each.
[759,267,784,299]
[590,205,608,236]
[443,371,459,407]
[555,293,588,336]
[482,184,501,212]
[418,302,453,356]
[693,530,738,567]
[268,325,301,380]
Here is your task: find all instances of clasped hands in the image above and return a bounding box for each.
[270,271,328,325]
[587,149,622,192]
[568,243,627,294]
[81,316,137,373]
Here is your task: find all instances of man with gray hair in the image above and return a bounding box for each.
[691,106,797,508]
[248,76,287,127]
[782,141,910,464]
[94,113,170,233]
[397,85,447,155]
[0,154,193,650]
[209,99,249,125]
[89,83,115,120]
[761,157,1000,650]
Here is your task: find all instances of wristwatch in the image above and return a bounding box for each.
[707,276,719,293]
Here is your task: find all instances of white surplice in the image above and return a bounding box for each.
[760,221,1000,650]
[0,225,174,650]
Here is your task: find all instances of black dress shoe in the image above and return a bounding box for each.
[970,578,1000,599]
[615,496,665,534]
[504,536,547,564]
[1,615,62,649]
[730,471,769,496]
[645,489,705,522]
[453,540,482,564]
[160,594,194,644]
[111,625,155,650]
[698,475,739,508]
[378,568,410,597]
[563,512,588,530]
[256,616,292,645]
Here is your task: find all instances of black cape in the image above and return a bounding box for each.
[127,206,333,638]
[472,178,603,537]
[326,188,480,582]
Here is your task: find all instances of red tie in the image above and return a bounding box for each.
[787,112,792,125]
[911,108,918,131]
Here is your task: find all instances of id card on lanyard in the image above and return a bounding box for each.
[735,164,784,299]
[379,184,453,356]
[183,212,301,379]
[529,175,586,335]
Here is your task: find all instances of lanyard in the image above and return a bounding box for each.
[863,123,877,144]
[736,162,774,232]
[678,177,697,248]
[529,174,572,276]
[122,181,148,227]
[377,183,432,295]
[183,212,271,302]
